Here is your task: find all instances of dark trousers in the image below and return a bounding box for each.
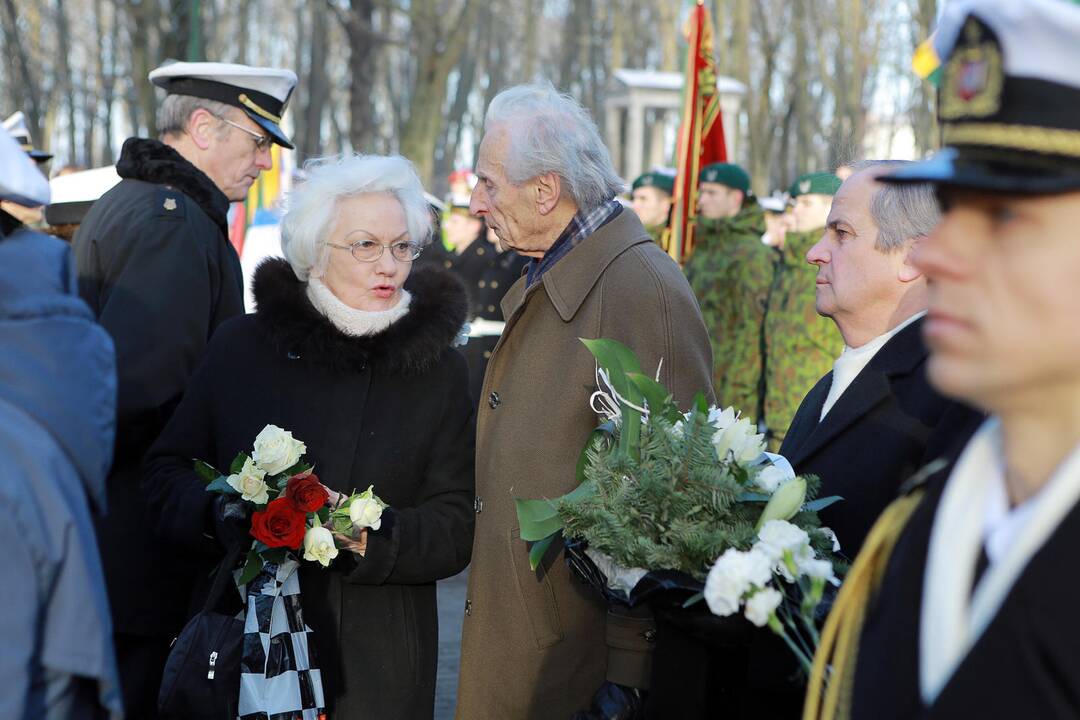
[115,633,172,719]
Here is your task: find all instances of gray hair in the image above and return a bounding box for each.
[156,94,236,138]
[280,153,433,281]
[484,82,625,211]
[850,159,941,253]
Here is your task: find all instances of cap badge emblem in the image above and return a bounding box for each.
[163,197,177,211]
[941,18,1003,120]
[799,180,811,194]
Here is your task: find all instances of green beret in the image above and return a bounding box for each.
[699,163,750,193]
[631,171,675,196]
[789,172,842,198]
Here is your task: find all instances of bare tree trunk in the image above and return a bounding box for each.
[330,0,379,152]
[1,0,45,146]
[300,1,330,159]
[910,0,937,154]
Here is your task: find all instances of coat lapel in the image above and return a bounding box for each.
[787,318,928,467]
[780,372,832,463]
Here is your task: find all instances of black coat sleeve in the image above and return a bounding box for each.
[346,350,476,585]
[141,332,224,557]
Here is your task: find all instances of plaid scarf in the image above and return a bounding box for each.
[526,199,622,287]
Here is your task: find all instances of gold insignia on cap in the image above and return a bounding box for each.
[941,18,1004,121]
[238,93,282,124]
[163,197,178,211]
[799,180,811,194]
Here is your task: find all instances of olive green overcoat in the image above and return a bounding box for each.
[455,209,714,719]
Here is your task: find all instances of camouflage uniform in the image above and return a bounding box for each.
[645,223,671,253]
[762,227,843,449]
[684,203,775,422]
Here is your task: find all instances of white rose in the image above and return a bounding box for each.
[226,457,269,504]
[704,547,773,617]
[744,587,783,627]
[302,526,339,567]
[756,519,811,562]
[709,406,766,464]
[349,487,385,531]
[252,424,306,475]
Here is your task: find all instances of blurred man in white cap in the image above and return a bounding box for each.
[806,1,1080,718]
[0,111,51,227]
[71,60,297,717]
[0,127,122,719]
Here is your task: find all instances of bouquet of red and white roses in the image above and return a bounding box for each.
[197,423,386,585]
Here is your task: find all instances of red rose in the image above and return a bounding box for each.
[250,497,308,549]
[286,472,329,513]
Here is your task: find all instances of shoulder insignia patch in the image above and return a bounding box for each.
[154,188,186,219]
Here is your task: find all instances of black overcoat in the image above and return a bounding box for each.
[143,258,476,719]
[851,434,1080,719]
[73,137,245,636]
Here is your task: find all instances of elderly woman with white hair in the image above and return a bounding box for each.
[144,153,475,719]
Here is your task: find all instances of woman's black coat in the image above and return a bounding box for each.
[144,258,476,719]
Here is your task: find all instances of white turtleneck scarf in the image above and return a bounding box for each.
[306,276,411,337]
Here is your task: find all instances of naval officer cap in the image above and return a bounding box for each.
[2,111,52,164]
[149,61,298,149]
[0,127,50,209]
[884,0,1080,193]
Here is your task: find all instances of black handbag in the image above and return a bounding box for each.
[158,546,245,719]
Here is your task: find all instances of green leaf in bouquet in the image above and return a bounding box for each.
[205,475,240,496]
[316,507,330,524]
[194,460,221,484]
[802,495,843,513]
[262,547,288,565]
[580,338,646,461]
[515,481,596,542]
[736,492,772,503]
[528,533,558,571]
[332,516,352,535]
[626,372,682,424]
[229,453,248,475]
[692,391,709,415]
[237,548,263,586]
[283,461,313,478]
[682,591,705,608]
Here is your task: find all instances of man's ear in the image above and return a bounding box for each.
[899,236,926,283]
[535,172,562,215]
[185,108,217,151]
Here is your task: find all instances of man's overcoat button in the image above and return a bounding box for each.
[488,391,501,409]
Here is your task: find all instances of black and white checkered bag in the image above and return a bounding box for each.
[238,559,327,720]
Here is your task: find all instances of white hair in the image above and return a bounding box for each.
[850,159,941,253]
[484,82,625,211]
[281,153,434,280]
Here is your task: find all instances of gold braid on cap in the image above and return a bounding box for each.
[238,93,282,124]
[943,122,1080,159]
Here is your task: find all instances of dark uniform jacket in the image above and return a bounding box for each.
[73,137,245,636]
[421,234,526,405]
[849,412,1080,720]
[143,259,475,718]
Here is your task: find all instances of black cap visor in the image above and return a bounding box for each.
[246,111,294,150]
[882,147,1080,194]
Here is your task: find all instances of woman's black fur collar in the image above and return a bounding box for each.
[116,138,230,234]
[252,257,469,375]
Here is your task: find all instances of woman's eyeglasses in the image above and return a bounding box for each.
[326,239,423,263]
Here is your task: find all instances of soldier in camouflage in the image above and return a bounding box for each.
[762,171,845,449]
[630,169,675,251]
[685,162,776,424]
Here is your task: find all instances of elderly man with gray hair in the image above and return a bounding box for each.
[718,161,982,719]
[455,82,714,719]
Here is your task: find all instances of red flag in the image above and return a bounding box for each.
[668,0,727,264]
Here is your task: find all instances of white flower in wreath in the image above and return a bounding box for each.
[303,526,339,567]
[704,547,773,617]
[708,406,766,464]
[799,557,839,586]
[754,462,795,493]
[817,526,841,553]
[744,587,783,627]
[226,457,269,504]
[252,424,307,475]
[756,519,814,582]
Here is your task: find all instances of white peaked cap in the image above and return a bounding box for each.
[0,127,49,207]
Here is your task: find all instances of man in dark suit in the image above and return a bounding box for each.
[806,2,1080,718]
[782,160,978,559]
